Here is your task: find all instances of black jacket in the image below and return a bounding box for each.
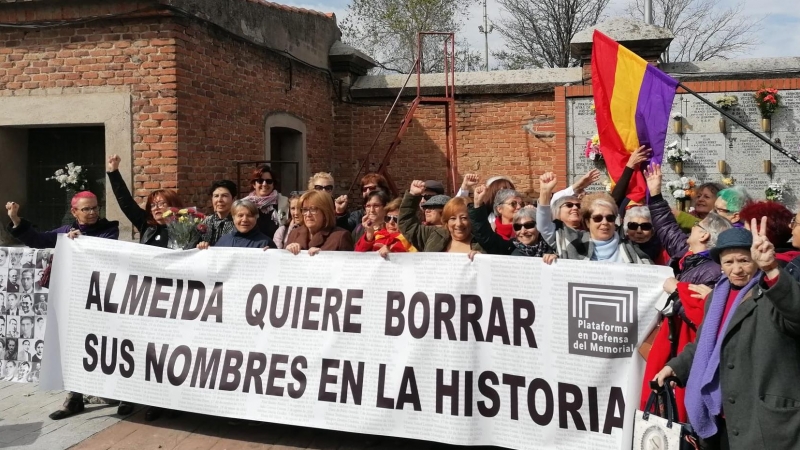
[107,170,169,247]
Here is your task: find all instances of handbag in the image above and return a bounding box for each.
[633,377,699,450]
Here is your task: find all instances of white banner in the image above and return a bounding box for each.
[1,246,51,383]
[42,236,672,450]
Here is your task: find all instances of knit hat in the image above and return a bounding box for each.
[424,180,445,195]
[421,194,450,209]
[710,227,752,263]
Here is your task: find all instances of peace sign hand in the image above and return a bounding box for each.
[750,216,778,274]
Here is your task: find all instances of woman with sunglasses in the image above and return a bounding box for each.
[355,191,410,257]
[624,206,670,265]
[244,165,289,240]
[273,191,304,249]
[307,172,335,196]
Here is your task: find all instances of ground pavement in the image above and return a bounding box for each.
[0,381,490,450]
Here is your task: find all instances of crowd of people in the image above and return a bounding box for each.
[2,151,800,449]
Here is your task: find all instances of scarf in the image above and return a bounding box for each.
[511,238,553,257]
[685,273,761,438]
[591,233,621,261]
[244,190,279,216]
[494,216,515,240]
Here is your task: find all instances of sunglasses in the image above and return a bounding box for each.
[385,215,399,224]
[314,185,334,192]
[627,222,653,231]
[561,202,581,209]
[422,194,435,201]
[503,201,525,209]
[255,179,274,185]
[590,214,617,224]
[513,221,536,231]
[361,185,377,193]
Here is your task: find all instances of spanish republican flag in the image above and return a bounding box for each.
[591,31,678,203]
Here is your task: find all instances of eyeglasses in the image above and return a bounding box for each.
[385,215,399,224]
[365,203,383,210]
[790,217,797,229]
[627,222,653,231]
[78,206,99,213]
[561,202,581,209]
[591,214,617,224]
[301,207,320,215]
[150,201,168,209]
[714,207,732,214]
[513,221,536,231]
[693,222,708,233]
[255,178,274,185]
[361,184,377,193]
[422,194,435,201]
[314,185,334,192]
[504,200,525,209]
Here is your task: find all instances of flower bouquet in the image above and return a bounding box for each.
[666,177,696,201]
[161,208,207,250]
[754,88,780,118]
[665,141,691,164]
[46,163,88,191]
[585,134,603,161]
[765,180,788,202]
[715,95,739,110]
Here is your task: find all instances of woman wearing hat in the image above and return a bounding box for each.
[654,220,800,449]
[420,194,450,227]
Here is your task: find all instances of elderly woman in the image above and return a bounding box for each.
[355,191,410,257]
[655,222,800,449]
[244,165,289,239]
[107,154,183,248]
[739,201,796,259]
[537,173,650,263]
[195,180,237,247]
[399,180,484,254]
[712,186,752,227]
[286,190,354,255]
[674,182,726,232]
[202,200,276,248]
[491,189,525,240]
[273,191,304,249]
[624,206,669,265]
[421,195,450,227]
[308,172,335,195]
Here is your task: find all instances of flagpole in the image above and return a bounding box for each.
[677,81,800,165]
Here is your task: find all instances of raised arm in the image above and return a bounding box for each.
[106,154,148,233]
[398,181,436,251]
[469,185,513,255]
[645,163,689,258]
[536,172,559,247]
[610,146,650,207]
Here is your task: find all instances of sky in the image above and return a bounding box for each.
[283,0,800,69]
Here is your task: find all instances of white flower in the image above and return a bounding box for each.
[55,169,64,176]
[666,141,679,150]
[674,189,686,198]
[67,162,75,170]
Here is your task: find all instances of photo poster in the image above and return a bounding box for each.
[42,236,673,450]
[0,246,51,383]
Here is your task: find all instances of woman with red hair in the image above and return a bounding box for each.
[739,201,798,263]
[244,165,289,239]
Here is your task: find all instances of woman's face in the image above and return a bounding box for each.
[364,197,386,227]
[792,212,800,249]
[497,196,523,223]
[714,197,739,223]
[312,177,335,196]
[587,204,616,241]
[212,187,233,217]
[514,216,539,245]
[385,210,399,234]
[694,188,716,216]
[150,195,169,225]
[302,201,324,233]
[558,200,582,228]
[253,172,275,197]
[626,217,654,244]
[289,198,302,225]
[720,248,758,287]
[447,208,472,243]
[233,208,257,234]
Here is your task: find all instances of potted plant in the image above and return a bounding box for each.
[754,88,781,132]
[671,112,683,134]
[666,177,696,211]
[765,179,788,202]
[584,134,603,165]
[715,95,739,134]
[665,141,691,174]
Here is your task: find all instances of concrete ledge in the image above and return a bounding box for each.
[662,57,800,81]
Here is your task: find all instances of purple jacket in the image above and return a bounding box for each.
[649,194,721,286]
[8,218,119,249]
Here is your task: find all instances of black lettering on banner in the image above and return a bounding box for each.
[384,291,404,337]
[86,271,102,311]
[169,279,184,319]
[167,345,192,386]
[503,374,525,420]
[219,350,244,391]
[121,275,152,315]
[120,339,135,378]
[558,382,586,430]
[460,295,484,342]
[266,353,289,396]
[513,298,537,348]
[464,370,473,417]
[182,280,205,321]
[341,360,364,405]
[486,297,510,345]
[588,386,599,432]
[145,343,168,383]
[83,334,98,372]
[396,366,421,411]
[201,282,223,322]
[436,369,459,415]
[408,292,430,339]
[149,278,172,318]
[103,273,118,313]
[246,284,268,329]
[302,288,323,330]
[318,358,339,402]
[290,287,303,328]
[477,371,499,417]
[376,364,394,409]
[288,355,307,399]
[270,285,291,328]
[342,289,362,333]
[100,336,118,375]
[433,293,456,340]
[322,289,342,332]
[243,352,267,394]
[191,347,221,389]
[527,378,554,426]
[603,387,625,434]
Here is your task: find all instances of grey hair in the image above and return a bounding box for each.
[700,212,732,249]
[231,199,258,216]
[513,207,537,223]
[551,195,580,214]
[623,206,652,231]
[493,189,523,212]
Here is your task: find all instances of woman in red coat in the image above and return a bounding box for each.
[355,192,411,257]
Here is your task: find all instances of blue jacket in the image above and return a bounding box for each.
[215,229,276,249]
[8,218,119,249]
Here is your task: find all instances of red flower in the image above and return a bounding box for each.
[765,94,776,103]
[195,212,206,220]
[197,223,208,234]
[169,207,179,213]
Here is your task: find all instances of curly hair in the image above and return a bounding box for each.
[739,201,793,247]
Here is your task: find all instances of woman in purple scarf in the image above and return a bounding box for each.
[654,219,800,450]
[244,165,288,239]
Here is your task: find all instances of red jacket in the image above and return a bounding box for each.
[354,228,413,253]
[640,282,706,422]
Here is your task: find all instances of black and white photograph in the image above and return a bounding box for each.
[9,248,23,269]
[19,316,34,339]
[6,316,19,338]
[27,361,40,383]
[7,268,20,292]
[32,339,43,363]
[0,316,4,336]
[19,269,34,294]
[36,249,51,269]
[0,248,8,267]
[18,338,33,361]
[14,360,31,382]
[21,249,36,269]
[0,273,6,291]
[3,359,17,381]
[34,317,45,339]
[18,294,33,315]
[34,269,47,292]
[4,336,17,360]
[0,337,5,355]
[34,293,47,315]
[5,293,21,315]
[0,292,5,314]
